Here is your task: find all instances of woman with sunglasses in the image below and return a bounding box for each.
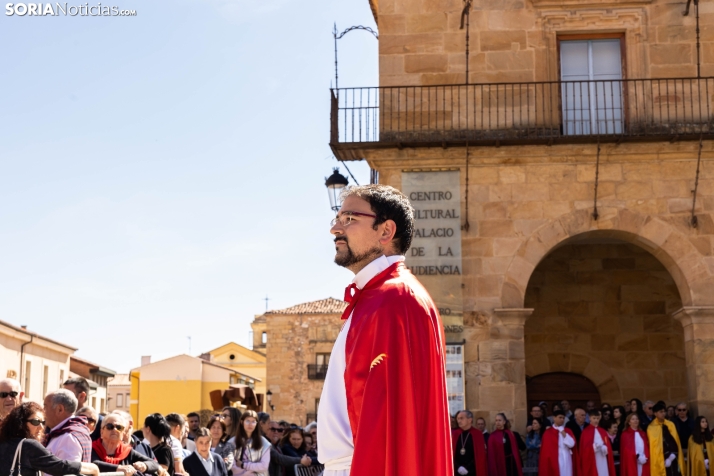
[221,407,241,445]
[0,402,100,476]
[91,414,160,475]
[266,423,310,476]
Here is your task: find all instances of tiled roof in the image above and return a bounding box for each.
[267,297,347,315]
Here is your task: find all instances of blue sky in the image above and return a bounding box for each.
[0,0,378,372]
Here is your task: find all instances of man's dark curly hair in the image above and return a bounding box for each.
[0,401,43,442]
[341,185,415,254]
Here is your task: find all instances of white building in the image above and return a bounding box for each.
[0,320,75,403]
[107,373,130,413]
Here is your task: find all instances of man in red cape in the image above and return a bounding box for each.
[317,185,452,476]
[540,410,579,476]
[580,410,616,476]
[452,410,488,476]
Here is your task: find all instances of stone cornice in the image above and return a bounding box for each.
[672,307,714,326]
[531,0,652,7]
[494,308,535,327]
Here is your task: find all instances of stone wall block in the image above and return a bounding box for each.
[479,340,509,361]
[380,14,407,34]
[404,54,448,73]
[512,183,551,202]
[406,13,448,33]
[649,44,693,65]
[616,182,654,200]
[479,30,527,51]
[479,386,515,410]
[638,218,673,247]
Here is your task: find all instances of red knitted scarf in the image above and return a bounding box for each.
[92,439,132,464]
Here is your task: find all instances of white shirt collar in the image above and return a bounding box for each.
[553,424,565,431]
[197,451,214,463]
[52,416,73,431]
[352,255,404,289]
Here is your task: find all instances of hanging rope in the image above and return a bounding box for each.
[460,0,472,85]
[593,139,601,220]
[691,133,704,228]
[464,142,470,232]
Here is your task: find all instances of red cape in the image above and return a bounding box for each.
[579,426,616,476]
[620,427,651,476]
[345,262,452,476]
[539,426,579,476]
[487,429,523,476]
[452,427,488,476]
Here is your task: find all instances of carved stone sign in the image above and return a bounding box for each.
[402,170,463,329]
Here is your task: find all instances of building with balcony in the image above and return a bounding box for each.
[252,298,346,425]
[330,0,714,430]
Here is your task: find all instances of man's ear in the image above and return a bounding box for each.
[378,219,397,247]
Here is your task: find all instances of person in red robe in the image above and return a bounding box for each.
[620,413,650,476]
[452,410,488,476]
[540,410,579,476]
[317,185,452,476]
[580,410,616,476]
[487,413,523,476]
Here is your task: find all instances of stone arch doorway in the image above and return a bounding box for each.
[523,237,688,407]
[527,372,600,411]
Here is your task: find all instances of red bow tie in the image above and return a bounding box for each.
[342,283,362,319]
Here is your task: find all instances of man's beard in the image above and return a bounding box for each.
[334,237,382,268]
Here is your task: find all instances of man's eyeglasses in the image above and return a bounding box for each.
[104,423,125,431]
[0,392,19,399]
[26,419,46,427]
[270,427,284,433]
[82,417,97,424]
[677,408,687,412]
[330,211,377,227]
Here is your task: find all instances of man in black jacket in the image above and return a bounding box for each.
[266,421,311,476]
[565,408,589,444]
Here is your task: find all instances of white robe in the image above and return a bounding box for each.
[635,431,646,476]
[593,428,610,476]
[553,424,576,476]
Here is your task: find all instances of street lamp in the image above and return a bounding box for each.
[266,389,275,411]
[325,168,349,212]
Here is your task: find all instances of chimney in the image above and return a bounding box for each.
[199,353,212,362]
[20,325,27,330]
[141,356,151,366]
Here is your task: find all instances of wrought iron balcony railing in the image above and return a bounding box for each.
[307,364,329,380]
[330,77,714,154]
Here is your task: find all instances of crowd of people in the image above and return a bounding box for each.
[0,378,321,476]
[4,373,713,476]
[452,398,713,476]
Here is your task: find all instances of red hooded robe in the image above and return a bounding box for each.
[452,427,488,476]
[487,429,523,476]
[539,426,580,476]
[344,262,452,476]
[579,426,616,476]
[620,427,651,476]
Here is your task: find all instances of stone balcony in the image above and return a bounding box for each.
[330,77,714,161]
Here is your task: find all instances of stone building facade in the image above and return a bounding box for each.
[330,0,714,431]
[253,298,346,425]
